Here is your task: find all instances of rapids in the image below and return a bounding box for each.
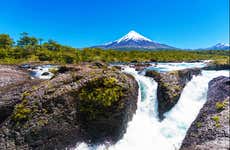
[74,63,229,150]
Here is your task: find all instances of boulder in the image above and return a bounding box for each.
[180,76,230,150]
[146,68,201,120]
[0,64,138,149]
[41,72,50,76]
[91,61,108,69]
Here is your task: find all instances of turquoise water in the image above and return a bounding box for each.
[74,66,229,150]
[73,63,229,150]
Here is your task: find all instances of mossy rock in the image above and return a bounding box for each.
[146,68,201,120]
[76,75,138,143]
[0,64,139,149]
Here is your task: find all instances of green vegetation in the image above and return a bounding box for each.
[213,59,229,65]
[37,118,48,127]
[48,68,59,74]
[0,33,229,64]
[196,122,202,128]
[12,91,32,123]
[215,101,227,111]
[78,77,124,119]
[12,103,31,123]
[22,91,30,99]
[212,115,221,127]
[0,34,14,49]
[79,77,123,107]
[212,115,220,122]
[174,85,181,91]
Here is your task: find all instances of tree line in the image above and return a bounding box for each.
[0,33,228,64]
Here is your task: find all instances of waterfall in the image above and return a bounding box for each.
[74,65,229,150]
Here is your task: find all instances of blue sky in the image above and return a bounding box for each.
[0,0,229,49]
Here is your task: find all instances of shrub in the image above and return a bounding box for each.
[78,77,124,119]
[215,101,226,111]
[212,115,220,122]
[0,32,228,64]
[79,77,123,107]
[12,104,31,123]
[212,115,221,128]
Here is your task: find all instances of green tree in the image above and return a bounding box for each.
[38,38,43,45]
[43,40,61,51]
[0,34,14,49]
[17,32,38,47]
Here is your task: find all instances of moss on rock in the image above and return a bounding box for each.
[146,68,201,120]
[79,77,123,107]
[0,64,139,149]
[12,103,31,123]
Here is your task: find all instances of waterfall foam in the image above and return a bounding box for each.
[74,65,229,150]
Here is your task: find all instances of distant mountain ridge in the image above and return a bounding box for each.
[205,43,230,50]
[91,30,229,51]
[92,31,176,50]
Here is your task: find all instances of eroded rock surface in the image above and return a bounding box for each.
[0,65,30,88]
[0,65,41,124]
[180,76,230,150]
[0,63,138,150]
[146,68,201,120]
[131,63,151,72]
[203,64,230,71]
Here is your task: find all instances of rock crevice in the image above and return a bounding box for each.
[0,64,138,150]
[146,68,201,120]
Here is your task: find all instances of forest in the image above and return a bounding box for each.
[0,33,228,64]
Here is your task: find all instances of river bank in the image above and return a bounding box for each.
[0,61,229,150]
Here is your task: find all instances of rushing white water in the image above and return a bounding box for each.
[29,65,58,79]
[147,62,207,72]
[74,63,229,150]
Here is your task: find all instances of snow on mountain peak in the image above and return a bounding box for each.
[206,42,230,50]
[215,43,230,47]
[97,30,174,50]
[116,30,152,43]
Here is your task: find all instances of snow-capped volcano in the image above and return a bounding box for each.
[206,43,230,50]
[116,30,152,43]
[93,30,175,50]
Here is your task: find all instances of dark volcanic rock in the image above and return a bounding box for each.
[0,65,41,124]
[203,64,230,70]
[76,74,138,143]
[146,68,201,120]
[0,65,30,88]
[41,72,50,76]
[91,61,108,69]
[180,76,230,150]
[0,64,138,150]
[132,63,151,72]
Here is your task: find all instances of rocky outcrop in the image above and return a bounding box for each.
[146,68,201,120]
[0,65,30,88]
[0,64,138,150]
[0,65,41,124]
[131,63,151,72]
[180,76,230,150]
[203,64,230,70]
